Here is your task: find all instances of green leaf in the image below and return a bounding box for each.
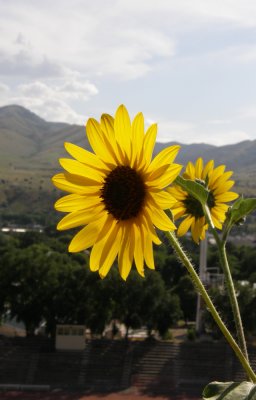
[202,381,256,400]
[229,197,256,226]
[174,175,209,205]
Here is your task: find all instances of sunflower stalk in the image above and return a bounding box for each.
[165,230,256,383]
[203,203,249,363]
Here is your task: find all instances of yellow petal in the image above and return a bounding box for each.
[172,207,186,219]
[149,190,177,209]
[146,205,176,231]
[57,205,105,230]
[64,142,109,171]
[141,226,155,270]
[167,186,187,201]
[89,215,116,272]
[211,214,223,229]
[202,160,214,180]
[100,114,123,164]
[143,123,157,166]
[114,104,132,158]
[100,113,114,136]
[210,171,233,189]
[200,224,207,240]
[211,207,225,223]
[86,118,117,164]
[68,213,108,252]
[191,218,202,244]
[52,173,98,195]
[86,117,105,155]
[133,224,145,277]
[66,173,102,193]
[184,161,195,180]
[131,112,144,165]
[148,145,180,174]
[55,193,99,212]
[215,191,239,202]
[213,204,229,213]
[177,216,193,236]
[118,223,134,280]
[141,213,161,245]
[208,165,226,186]
[195,158,203,179]
[99,224,123,278]
[59,158,104,183]
[147,164,182,189]
[212,180,235,195]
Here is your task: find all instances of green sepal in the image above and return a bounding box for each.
[202,381,256,400]
[229,197,256,226]
[174,175,209,205]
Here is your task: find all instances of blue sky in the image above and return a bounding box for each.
[1,0,256,145]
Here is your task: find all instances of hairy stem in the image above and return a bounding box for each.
[203,204,249,362]
[165,230,256,383]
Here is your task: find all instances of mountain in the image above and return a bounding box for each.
[0,104,89,169]
[155,140,256,171]
[1,104,256,169]
[0,105,255,218]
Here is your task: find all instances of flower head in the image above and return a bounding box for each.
[168,158,239,243]
[52,105,181,279]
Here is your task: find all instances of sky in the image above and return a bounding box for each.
[1,0,256,146]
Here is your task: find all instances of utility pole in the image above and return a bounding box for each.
[196,235,208,334]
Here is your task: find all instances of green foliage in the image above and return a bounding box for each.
[228,197,256,226]
[0,232,183,337]
[204,284,256,338]
[174,275,197,323]
[187,327,196,341]
[139,271,182,337]
[223,197,256,242]
[202,381,256,400]
[1,229,256,339]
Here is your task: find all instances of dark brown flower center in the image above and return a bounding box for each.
[101,166,146,220]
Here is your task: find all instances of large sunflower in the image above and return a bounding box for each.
[168,158,239,243]
[52,105,181,279]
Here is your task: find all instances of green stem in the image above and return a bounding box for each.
[165,230,256,383]
[220,242,249,360]
[203,205,249,362]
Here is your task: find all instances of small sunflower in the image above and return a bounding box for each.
[52,105,182,279]
[168,158,239,243]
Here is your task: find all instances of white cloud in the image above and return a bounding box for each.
[0,1,175,81]
[0,78,98,124]
[19,80,98,101]
[21,98,86,125]
[0,0,255,85]
[0,83,10,95]
[0,0,256,145]
[121,0,256,29]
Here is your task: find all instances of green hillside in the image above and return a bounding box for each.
[0,105,255,222]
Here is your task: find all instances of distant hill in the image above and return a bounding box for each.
[1,104,256,170]
[0,105,255,219]
[155,140,256,171]
[0,104,88,169]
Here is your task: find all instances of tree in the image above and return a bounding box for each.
[0,240,90,336]
[0,243,54,335]
[203,283,256,339]
[175,275,197,325]
[110,269,144,338]
[140,271,182,337]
